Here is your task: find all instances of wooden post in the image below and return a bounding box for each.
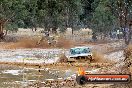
[37,65,41,87]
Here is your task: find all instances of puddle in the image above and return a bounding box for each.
[0,49,69,64]
[0,64,69,87]
[2,70,22,75]
[0,49,75,87]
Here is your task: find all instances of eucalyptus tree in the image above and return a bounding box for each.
[91,0,116,35]
[107,0,132,44]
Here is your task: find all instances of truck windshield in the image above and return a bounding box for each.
[70,48,90,55]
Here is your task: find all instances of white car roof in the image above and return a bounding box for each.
[70,46,91,49]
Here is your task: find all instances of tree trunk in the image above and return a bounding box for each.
[123,21,132,45]
[0,23,3,33]
[117,0,131,45]
[0,24,2,33]
[52,27,57,34]
[0,19,8,41]
[0,25,5,41]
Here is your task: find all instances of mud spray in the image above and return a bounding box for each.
[0,37,75,49]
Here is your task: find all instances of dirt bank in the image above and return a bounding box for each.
[0,37,75,49]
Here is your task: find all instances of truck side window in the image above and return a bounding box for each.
[82,49,87,53]
[75,48,80,54]
[70,49,75,55]
[87,48,91,53]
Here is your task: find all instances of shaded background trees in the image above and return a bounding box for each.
[0,0,132,44]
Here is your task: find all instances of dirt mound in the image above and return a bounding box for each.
[124,45,132,67]
[0,38,49,49]
[12,38,36,48]
[0,36,75,49]
[57,54,68,63]
[124,45,132,58]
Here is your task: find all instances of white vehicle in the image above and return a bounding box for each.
[68,46,93,62]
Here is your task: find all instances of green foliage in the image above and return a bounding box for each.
[91,0,117,33]
[0,0,28,30]
[5,23,18,31]
[0,0,132,33]
[36,0,83,31]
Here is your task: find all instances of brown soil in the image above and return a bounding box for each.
[0,37,75,49]
[57,54,68,63]
[0,61,112,71]
[124,45,132,58]
[56,37,75,48]
[92,51,113,63]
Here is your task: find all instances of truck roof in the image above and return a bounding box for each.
[70,46,91,49]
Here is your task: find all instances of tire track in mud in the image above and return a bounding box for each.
[0,61,112,70]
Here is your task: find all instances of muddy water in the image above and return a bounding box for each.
[0,49,71,87]
[0,49,69,63]
[0,64,66,87]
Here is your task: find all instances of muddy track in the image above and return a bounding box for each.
[0,61,112,69]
